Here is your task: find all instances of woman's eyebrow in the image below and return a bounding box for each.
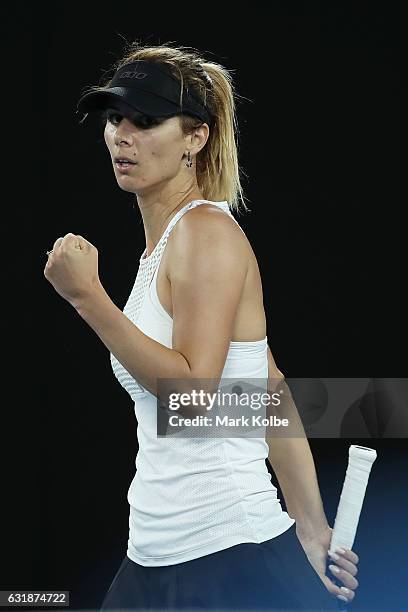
[113,108,145,120]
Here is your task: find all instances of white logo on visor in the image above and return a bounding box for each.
[120,69,148,80]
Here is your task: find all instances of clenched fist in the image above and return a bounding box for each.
[44,232,102,308]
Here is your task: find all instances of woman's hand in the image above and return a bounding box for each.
[44,233,103,308]
[297,525,359,604]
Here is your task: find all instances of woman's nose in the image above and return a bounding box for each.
[114,119,135,145]
[114,131,131,146]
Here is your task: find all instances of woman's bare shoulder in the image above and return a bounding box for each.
[169,203,251,259]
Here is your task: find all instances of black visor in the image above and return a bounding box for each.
[77,60,213,126]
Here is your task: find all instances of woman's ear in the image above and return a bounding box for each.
[192,123,210,155]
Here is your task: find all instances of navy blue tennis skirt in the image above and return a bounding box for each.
[100,524,338,610]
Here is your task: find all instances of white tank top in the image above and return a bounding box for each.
[110,199,295,566]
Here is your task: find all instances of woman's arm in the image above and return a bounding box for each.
[266,354,361,602]
[74,208,247,398]
[266,345,329,538]
[75,286,192,396]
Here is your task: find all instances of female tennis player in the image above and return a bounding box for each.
[44,42,359,610]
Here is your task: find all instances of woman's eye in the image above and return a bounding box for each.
[132,115,163,129]
[102,109,164,129]
[100,110,121,126]
[106,111,122,125]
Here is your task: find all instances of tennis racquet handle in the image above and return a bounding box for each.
[328,445,377,609]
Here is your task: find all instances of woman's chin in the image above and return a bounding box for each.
[117,183,137,193]
[115,180,149,197]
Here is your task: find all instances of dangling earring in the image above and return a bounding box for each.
[185,151,193,168]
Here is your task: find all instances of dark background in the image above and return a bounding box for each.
[2,2,406,611]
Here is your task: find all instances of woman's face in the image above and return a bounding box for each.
[103,103,190,194]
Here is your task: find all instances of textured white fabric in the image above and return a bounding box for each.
[110,199,295,566]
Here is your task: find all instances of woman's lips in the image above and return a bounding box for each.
[115,161,137,172]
